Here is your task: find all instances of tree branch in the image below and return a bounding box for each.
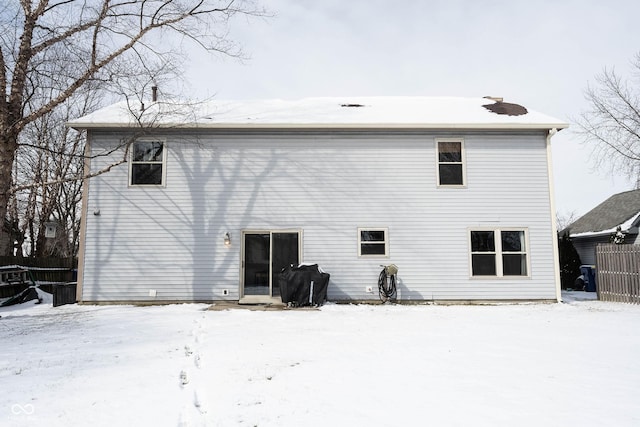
[43,0,77,14]
[576,53,640,182]
[17,1,254,132]
[10,157,127,193]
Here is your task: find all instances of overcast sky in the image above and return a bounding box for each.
[177,0,640,218]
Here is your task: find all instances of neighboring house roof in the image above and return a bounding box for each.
[565,189,640,238]
[67,96,568,131]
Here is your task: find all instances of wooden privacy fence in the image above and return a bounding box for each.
[0,256,77,283]
[0,257,78,306]
[596,244,640,304]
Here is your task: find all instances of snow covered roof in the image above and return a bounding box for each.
[67,96,568,130]
[565,189,640,238]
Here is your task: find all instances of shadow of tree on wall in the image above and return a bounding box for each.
[174,135,280,300]
[88,131,283,301]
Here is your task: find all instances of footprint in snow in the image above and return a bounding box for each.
[179,370,189,387]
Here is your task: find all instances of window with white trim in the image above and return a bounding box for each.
[470,229,528,277]
[358,228,389,257]
[437,139,465,186]
[130,140,165,186]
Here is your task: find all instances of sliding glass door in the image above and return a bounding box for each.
[242,230,300,300]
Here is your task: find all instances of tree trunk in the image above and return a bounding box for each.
[0,134,18,226]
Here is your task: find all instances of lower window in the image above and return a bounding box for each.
[470,229,528,277]
[358,228,389,257]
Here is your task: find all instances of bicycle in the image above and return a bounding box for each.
[378,264,398,303]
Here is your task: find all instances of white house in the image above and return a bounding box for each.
[68,96,568,304]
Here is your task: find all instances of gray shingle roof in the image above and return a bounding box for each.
[565,189,640,235]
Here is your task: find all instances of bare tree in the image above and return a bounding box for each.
[10,87,99,257]
[0,0,264,233]
[576,52,640,184]
[556,210,579,233]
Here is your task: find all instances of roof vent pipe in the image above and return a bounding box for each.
[483,96,503,103]
[152,86,158,102]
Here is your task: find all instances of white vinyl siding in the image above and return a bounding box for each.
[81,130,557,302]
[571,235,610,266]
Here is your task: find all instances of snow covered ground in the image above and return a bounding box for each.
[1,291,639,427]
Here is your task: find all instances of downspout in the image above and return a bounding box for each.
[75,130,92,303]
[546,128,562,302]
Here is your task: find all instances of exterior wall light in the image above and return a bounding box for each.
[223,232,231,246]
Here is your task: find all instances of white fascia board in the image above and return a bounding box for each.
[570,230,615,239]
[66,121,569,131]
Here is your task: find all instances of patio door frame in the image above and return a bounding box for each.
[239,229,302,304]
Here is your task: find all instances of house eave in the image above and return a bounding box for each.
[570,229,637,240]
[66,121,569,131]
[570,231,614,240]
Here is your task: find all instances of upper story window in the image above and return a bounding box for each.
[130,140,165,186]
[358,228,389,257]
[470,229,529,277]
[436,139,465,186]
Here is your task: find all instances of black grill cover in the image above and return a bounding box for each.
[278,264,330,307]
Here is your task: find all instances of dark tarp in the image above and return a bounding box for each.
[0,286,41,307]
[278,264,330,307]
